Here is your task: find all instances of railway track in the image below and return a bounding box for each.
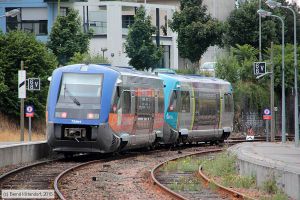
[151,149,226,200]
[0,138,281,199]
[229,135,294,142]
[0,155,105,199]
[198,165,255,200]
[54,159,105,200]
[150,140,264,200]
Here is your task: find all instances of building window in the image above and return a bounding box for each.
[60,7,68,16]
[7,20,48,35]
[87,8,107,35]
[6,7,48,36]
[122,15,134,29]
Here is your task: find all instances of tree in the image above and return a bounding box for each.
[124,6,163,70]
[267,44,299,93]
[216,44,270,132]
[47,8,92,65]
[224,0,300,48]
[169,0,223,65]
[68,52,110,65]
[0,31,57,119]
[216,44,270,111]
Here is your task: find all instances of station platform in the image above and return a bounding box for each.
[0,141,49,168]
[228,142,300,200]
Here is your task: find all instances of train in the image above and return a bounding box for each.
[47,64,233,156]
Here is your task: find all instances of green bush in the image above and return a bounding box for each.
[0,31,57,119]
[202,153,256,189]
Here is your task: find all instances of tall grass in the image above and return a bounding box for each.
[202,153,256,189]
[0,113,45,142]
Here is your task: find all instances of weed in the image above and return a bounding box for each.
[161,156,204,172]
[208,182,217,191]
[222,174,255,189]
[0,113,45,141]
[168,176,201,192]
[161,161,178,172]
[202,153,256,189]
[202,153,236,177]
[259,191,289,200]
[261,176,278,194]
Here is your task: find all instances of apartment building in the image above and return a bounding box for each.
[137,0,236,67]
[0,0,235,69]
[0,0,178,68]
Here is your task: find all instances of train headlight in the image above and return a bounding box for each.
[55,112,68,118]
[87,113,99,119]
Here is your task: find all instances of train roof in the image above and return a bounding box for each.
[158,73,230,85]
[54,64,161,80]
[109,66,161,80]
[54,64,117,73]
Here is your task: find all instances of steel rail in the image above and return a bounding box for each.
[0,158,60,181]
[198,165,256,200]
[150,149,223,200]
[54,159,104,200]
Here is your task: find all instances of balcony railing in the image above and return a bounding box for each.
[6,21,48,35]
[86,21,107,35]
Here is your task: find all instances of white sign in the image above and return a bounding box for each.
[254,62,266,75]
[264,108,271,115]
[27,78,40,91]
[18,70,26,98]
[246,136,255,141]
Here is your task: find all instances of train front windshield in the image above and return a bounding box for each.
[55,73,103,119]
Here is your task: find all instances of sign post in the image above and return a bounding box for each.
[25,105,34,141]
[18,61,26,141]
[18,61,40,142]
[263,108,272,142]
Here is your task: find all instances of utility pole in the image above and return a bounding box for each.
[58,0,60,16]
[271,42,275,142]
[20,61,25,141]
[259,0,262,61]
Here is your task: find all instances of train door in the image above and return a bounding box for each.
[222,92,234,128]
[153,89,164,131]
[178,90,193,135]
[132,88,155,145]
[193,91,220,132]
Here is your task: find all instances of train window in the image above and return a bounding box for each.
[122,90,131,114]
[57,73,103,104]
[224,93,233,112]
[55,73,102,119]
[180,91,190,113]
[193,91,219,126]
[168,90,178,112]
[158,89,164,112]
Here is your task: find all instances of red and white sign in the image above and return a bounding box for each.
[25,105,34,117]
[263,115,272,120]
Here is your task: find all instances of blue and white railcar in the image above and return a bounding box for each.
[47,64,164,154]
[155,70,233,145]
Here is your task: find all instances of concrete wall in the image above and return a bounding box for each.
[0,142,49,168]
[228,144,300,200]
[236,159,300,200]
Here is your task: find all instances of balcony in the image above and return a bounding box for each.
[88,21,107,35]
[6,21,48,36]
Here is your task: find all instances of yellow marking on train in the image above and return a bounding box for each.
[219,93,222,128]
[191,86,195,130]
